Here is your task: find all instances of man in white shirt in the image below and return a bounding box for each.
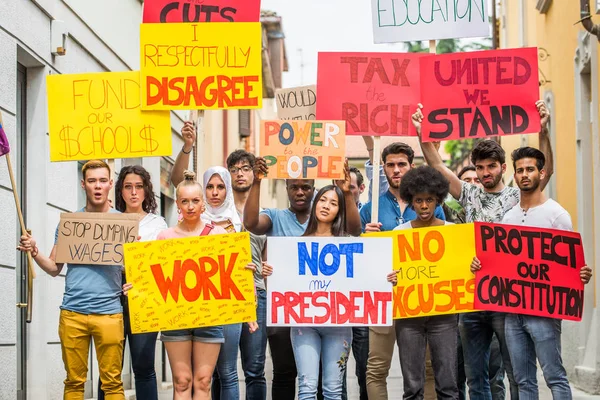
[472,147,592,399]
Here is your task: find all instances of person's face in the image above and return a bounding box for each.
[412,192,437,222]
[315,189,340,224]
[229,160,254,193]
[475,158,505,190]
[349,172,365,205]
[287,180,314,212]
[206,174,227,207]
[121,173,146,210]
[177,185,205,220]
[81,167,112,207]
[460,170,482,188]
[384,153,412,189]
[514,158,543,192]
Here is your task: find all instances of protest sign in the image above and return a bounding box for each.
[275,85,317,120]
[124,232,256,333]
[267,237,394,326]
[140,22,262,110]
[366,224,478,318]
[316,52,424,136]
[260,120,346,179]
[371,0,490,44]
[474,222,586,321]
[55,213,140,265]
[47,71,172,162]
[143,0,260,23]
[420,47,541,142]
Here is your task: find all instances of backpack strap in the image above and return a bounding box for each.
[200,223,214,236]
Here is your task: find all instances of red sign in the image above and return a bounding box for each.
[143,0,261,23]
[419,47,541,142]
[474,222,586,321]
[316,52,425,136]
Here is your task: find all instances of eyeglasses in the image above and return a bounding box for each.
[229,165,252,174]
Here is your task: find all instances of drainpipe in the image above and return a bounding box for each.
[222,110,228,166]
[578,0,600,41]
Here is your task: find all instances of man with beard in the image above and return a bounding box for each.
[412,101,554,400]
[360,142,446,400]
[471,147,592,399]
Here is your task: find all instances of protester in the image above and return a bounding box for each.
[97,165,168,400]
[17,160,126,399]
[360,143,446,400]
[471,147,592,399]
[413,101,554,399]
[349,166,366,209]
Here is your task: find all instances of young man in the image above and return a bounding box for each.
[349,166,366,209]
[360,142,446,400]
[472,147,592,399]
[18,160,125,400]
[412,101,553,400]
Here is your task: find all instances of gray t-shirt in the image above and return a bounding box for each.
[459,181,520,223]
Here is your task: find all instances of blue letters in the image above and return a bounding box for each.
[298,242,364,277]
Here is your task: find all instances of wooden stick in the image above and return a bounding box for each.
[189,110,199,174]
[370,136,381,224]
[429,40,436,54]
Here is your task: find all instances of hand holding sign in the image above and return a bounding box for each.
[253,157,269,182]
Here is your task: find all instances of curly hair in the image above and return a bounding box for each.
[226,150,256,169]
[115,165,158,214]
[399,166,449,205]
[470,140,505,165]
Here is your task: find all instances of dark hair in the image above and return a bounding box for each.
[303,185,347,237]
[470,140,505,165]
[226,150,256,169]
[382,142,414,164]
[349,167,364,187]
[511,146,545,171]
[399,166,449,205]
[457,165,476,180]
[115,165,158,214]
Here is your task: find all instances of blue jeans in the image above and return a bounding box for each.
[291,326,352,400]
[505,315,570,400]
[240,289,268,399]
[459,312,518,400]
[212,323,242,399]
[342,327,369,400]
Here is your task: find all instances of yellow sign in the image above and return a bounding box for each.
[140,22,263,110]
[365,223,478,318]
[47,71,172,162]
[124,232,257,333]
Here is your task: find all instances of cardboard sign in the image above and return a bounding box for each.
[140,22,262,110]
[47,71,172,162]
[316,52,425,136]
[260,120,346,179]
[124,232,256,333]
[56,213,140,265]
[474,223,586,321]
[275,85,317,120]
[420,47,541,142]
[371,0,490,44]
[267,237,394,326]
[366,224,478,318]
[143,0,261,23]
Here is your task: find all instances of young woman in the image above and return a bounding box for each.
[393,166,459,400]
[98,165,167,400]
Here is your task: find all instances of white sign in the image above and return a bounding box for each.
[371,0,490,44]
[275,85,317,120]
[267,237,394,327]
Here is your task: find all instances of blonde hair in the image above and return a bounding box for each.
[82,160,111,179]
[176,170,202,198]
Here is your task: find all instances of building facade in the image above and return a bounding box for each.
[0,1,287,399]
[498,0,600,393]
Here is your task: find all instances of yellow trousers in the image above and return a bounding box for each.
[58,309,125,400]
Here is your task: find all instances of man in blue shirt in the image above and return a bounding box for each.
[362,142,445,400]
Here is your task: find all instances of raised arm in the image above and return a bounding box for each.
[18,234,64,277]
[413,104,463,200]
[536,100,554,192]
[243,157,273,235]
[335,159,362,236]
[170,121,196,187]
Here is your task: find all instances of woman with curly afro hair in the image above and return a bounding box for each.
[393,165,459,400]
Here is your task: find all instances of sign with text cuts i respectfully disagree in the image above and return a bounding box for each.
[419,47,541,142]
[474,223,586,321]
[267,237,394,327]
[140,22,263,110]
[124,232,256,333]
[366,223,478,318]
[47,71,172,162]
[371,0,490,44]
[260,120,346,180]
[142,0,261,23]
